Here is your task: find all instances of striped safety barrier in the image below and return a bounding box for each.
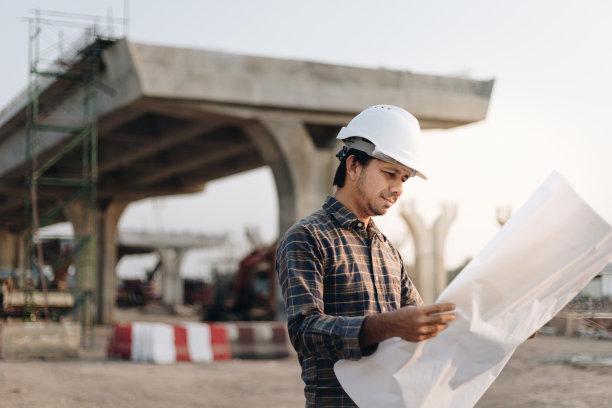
[108,322,231,363]
[107,321,291,363]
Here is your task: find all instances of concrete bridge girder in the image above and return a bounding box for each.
[0,39,493,232]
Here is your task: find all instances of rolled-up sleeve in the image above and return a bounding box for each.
[277,225,366,361]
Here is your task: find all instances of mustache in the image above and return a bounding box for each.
[382,194,397,203]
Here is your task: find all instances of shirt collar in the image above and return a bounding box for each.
[323,195,385,241]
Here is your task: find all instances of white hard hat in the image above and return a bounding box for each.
[337,104,427,180]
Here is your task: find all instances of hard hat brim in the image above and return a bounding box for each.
[338,131,427,180]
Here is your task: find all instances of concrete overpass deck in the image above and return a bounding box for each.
[0,38,493,232]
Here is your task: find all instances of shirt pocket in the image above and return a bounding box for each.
[322,256,371,315]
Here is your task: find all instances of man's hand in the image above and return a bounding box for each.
[359,303,456,347]
[388,303,457,342]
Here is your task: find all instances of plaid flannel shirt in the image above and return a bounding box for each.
[276,195,423,407]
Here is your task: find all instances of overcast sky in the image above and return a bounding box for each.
[2,0,611,271]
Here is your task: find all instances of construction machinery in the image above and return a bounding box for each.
[0,281,75,321]
[0,238,79,321]
[201,244,278,322]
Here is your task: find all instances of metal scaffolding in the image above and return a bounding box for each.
[23,9,124,343]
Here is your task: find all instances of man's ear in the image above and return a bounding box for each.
[345,155,362,182]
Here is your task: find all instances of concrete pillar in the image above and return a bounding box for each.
[243,117,338,234]
[243,118,338,321]
[158,248,187,312]
[400,203,457,304]
[65,199,128,324]
[0,229,18,271]
[64,199,96,327]
[401,207,435,303]
[97,201,129,324]
[433,204,457,296]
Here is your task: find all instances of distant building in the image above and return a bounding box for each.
[580,263,612,299]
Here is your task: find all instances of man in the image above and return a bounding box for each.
[276,105,456,407]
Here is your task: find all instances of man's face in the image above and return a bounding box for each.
[355,158,412,217]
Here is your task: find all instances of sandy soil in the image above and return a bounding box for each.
[476,335,611,408]
[1,333,610,407]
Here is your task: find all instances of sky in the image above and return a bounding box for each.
[2,0,612,275]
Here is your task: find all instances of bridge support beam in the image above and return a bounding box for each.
[244,117,339,235]
[65,199,128,324]
[97,201,129,324]
[244,117,339,320]
[63,199,95,328]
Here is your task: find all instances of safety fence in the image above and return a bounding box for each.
[107,321,292,363]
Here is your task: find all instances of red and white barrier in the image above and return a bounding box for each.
[108,322,232,363]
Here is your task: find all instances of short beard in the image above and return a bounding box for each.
[356,170,386,217]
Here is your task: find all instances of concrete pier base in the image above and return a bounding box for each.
[0,322,80,360]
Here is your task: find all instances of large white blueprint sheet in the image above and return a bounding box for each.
[335,171,612,408]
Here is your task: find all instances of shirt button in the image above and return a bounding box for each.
[375,276,379,282]
[357,222,363,228]
[381,306,386,312]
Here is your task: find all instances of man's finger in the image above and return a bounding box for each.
[421,324,448,334]
[421,303,456,315]
[418,325,438,335]
[425,313,456,324]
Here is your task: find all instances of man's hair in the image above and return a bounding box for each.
[333,149,373,187]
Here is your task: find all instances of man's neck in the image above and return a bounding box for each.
[333,188,370,227]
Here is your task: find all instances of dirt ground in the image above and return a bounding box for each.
[1,332,610,407]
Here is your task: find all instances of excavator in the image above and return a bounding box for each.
[201,243,278,321]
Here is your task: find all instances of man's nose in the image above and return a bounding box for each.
[390,180,403,196]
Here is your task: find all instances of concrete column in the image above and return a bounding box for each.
[0,229,18,271]
[433,204,457,296]
[158,248,187,312]
[64,199,96,327]
[401,207,435,304]
[65,199,129,324]
[244,118,338,235]
[97,201,129,324]
[400,203,457,304]
[244,118,338,321]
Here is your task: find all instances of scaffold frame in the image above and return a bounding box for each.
[22,8,125,346]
